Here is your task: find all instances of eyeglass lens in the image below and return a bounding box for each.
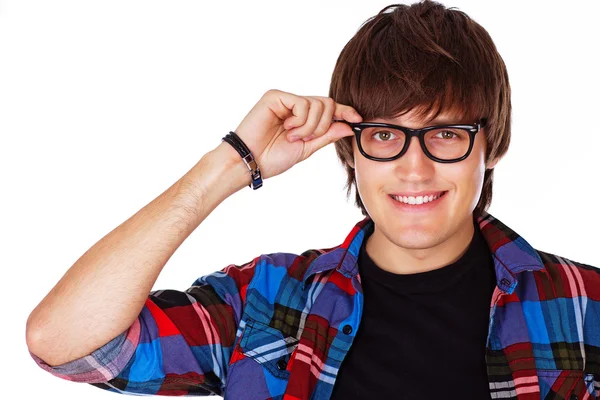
[359,127,471,160]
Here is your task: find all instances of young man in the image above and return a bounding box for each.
[26,1,600,399]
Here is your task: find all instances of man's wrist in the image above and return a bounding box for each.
[181,142,251,201]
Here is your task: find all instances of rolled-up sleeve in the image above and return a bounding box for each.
[29,255,259,396]
[29,319,140,383]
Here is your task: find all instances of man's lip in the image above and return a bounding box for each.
[389,190,447,197]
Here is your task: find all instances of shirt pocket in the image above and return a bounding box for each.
[239,317,300,380]
[536,369,597,399]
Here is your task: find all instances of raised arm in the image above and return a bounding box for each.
[25,141,250,367]
[25,89,363,395]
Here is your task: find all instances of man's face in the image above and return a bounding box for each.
[349,108,499,253]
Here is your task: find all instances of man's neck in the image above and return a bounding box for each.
[364,215,475,275]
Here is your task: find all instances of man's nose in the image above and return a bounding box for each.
[402,135,431,163]
[391,135,437,181]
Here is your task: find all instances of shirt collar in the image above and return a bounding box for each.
[301,210,547,294]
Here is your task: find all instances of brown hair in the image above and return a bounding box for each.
[329,0,511,217]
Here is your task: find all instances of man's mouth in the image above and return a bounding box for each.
[389,191,448,205]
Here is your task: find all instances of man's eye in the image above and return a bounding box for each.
[373,131,397,141]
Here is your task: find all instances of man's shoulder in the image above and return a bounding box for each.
[251,216,371,285]
[258,244,344,275]
[534,248,600,293]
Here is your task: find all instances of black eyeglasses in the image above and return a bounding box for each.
[334,118,487,163]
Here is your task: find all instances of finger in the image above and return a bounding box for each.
[262,89,308,129]
[304,97,336,141]
[307,96,362,124]
[279,94,311,131]
[303,119,356,155]
[333,102,363,123]
[286,98,324,141]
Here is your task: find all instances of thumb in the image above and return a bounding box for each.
[305,121,355,154]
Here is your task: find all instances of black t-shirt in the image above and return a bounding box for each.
[330,216,496,400]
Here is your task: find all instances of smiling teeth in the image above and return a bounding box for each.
[392,193,443,204]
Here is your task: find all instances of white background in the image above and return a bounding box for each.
[2,0,599,397]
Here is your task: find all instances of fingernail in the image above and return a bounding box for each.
[289,136,299,142]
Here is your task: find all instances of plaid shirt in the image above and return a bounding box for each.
[30,210,600,399]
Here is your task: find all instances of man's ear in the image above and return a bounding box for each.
[347,139,356,169]
[486,156,501,170]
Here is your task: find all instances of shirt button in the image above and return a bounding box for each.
[342,324,353,334]
[276,357,288,370]
[569,394,578,400]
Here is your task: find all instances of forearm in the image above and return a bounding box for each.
[26,141,250,366]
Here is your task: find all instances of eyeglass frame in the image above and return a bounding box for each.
[333,118,487,163]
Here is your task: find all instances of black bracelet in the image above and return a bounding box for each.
[222,131,263,190]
